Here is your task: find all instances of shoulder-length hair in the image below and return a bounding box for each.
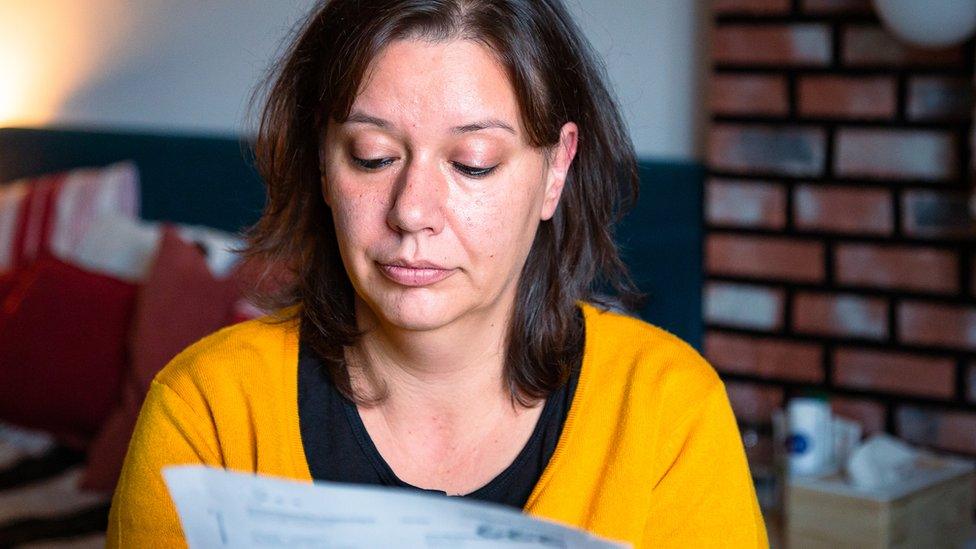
[243,0,640,407]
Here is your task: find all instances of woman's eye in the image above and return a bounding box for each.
[452,162,498,178]
[351,156,394,171]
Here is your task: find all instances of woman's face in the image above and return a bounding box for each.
[321,39,577,332]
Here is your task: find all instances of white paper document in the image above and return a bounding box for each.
[163,465,629,548]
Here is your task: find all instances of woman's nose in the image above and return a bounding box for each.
[386,157,447,235]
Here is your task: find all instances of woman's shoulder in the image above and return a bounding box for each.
[153,305,301,395]
[580,301,722,399]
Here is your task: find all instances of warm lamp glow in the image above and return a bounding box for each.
[0,1,137,127]
[0,46,35,126]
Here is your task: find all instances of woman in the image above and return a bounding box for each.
[108,0,767,547]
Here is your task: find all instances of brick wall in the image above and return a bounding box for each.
[706,0,976,458]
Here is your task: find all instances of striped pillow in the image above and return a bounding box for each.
[0,162,140,274]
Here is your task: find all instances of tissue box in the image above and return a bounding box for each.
[785,456,974,548]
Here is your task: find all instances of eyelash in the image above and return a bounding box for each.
[350,156,498,178]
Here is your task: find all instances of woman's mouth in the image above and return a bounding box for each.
[377,262,457,287]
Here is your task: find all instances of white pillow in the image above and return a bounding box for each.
[68,215,161,282]
[67,215,245,282]
[175,224,244,279]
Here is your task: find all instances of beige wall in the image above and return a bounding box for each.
[0,0,706,160]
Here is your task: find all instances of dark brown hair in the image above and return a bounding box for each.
[243,0,640,407]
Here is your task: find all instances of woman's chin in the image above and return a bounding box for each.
[366,292,466,332]
[386,315,453,332]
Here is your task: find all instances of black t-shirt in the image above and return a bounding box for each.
[297,334,581,510]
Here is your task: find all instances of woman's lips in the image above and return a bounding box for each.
[377,263,457,287]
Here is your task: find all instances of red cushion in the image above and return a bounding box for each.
[0,256,137,442]
[81,225,244,492]
[0,270,16,304]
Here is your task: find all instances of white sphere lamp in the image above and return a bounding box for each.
[872,0,976,48]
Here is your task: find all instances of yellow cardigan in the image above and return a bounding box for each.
[107,302,768,548]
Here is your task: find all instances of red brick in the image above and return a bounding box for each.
[706,234,825,282]
[835,244,958,294]
[897,406,976,455]
[706,179,787,229]
[843,26,966,67]
[802,0,872,13]
[710,74,789,116]
[899,301,976,350]
[830,397,886,433]
[705,282,785,330]
[968,363,976,403]
[834,348,956,399]
[714,0,791,14]
[705,332,824,382]
[902,190,976,239]
[726,382,785,424]
[907,77,974,121]
[835,129,957,181]
[794,185,893,235]
[708,125,826,177]
[793,292,888,339]
[798,76,896,119]
[714,25,832,66]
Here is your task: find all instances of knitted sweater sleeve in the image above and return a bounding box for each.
[106,379,221,549]
[642,378,769,548]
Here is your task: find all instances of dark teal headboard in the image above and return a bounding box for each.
[617,161,704,350]
[0,128,266,233]
[0,127,702,348]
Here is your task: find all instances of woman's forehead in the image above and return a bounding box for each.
[346,39,522,137]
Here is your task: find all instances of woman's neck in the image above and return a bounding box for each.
[345,296,546,491]
[348,296,520,424]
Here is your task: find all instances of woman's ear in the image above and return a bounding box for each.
[540,122,578,221]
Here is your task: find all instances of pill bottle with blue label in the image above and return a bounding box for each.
[786,394,833,477]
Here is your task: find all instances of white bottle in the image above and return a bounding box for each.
[786,397,833,477]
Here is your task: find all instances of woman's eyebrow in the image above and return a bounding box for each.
[344,110,516,135]
[344,111,391,128]
[451,119,516,135]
